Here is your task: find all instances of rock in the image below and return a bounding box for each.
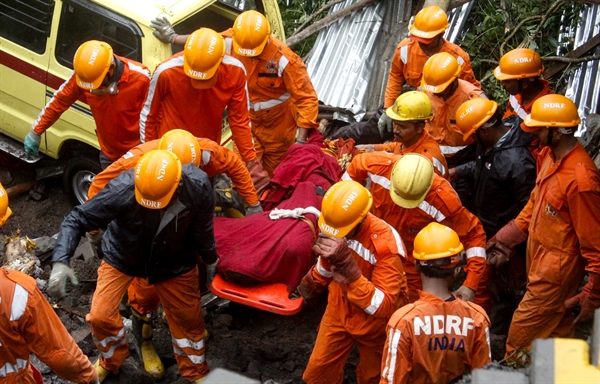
[282,359,296,372]
[0,169,13,186]
[245,361,262,379]
[116,356,155,384]
[258,340,289,361]
[262,325,277,333]
[213,313,233,328]
[36,278,47,291]
[31,235,56,257]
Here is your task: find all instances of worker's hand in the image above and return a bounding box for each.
[150,17,177,44]
[24,131,41,158]
[454,285,476,302]
[486,220,527,260]
[565,273,600,323]
[205,259,219,289]
[290,269,326,306]
[296,127,310,144]
[48,262,79,300]
[313,235,351,264]
[486,244,511,268]
[377,113,393,139]
[246,203,263,216]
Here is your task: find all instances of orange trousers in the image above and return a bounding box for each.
[86,261,208,380]
[128,278,161,316]
[303,306,386,384]
[250,99,297,177]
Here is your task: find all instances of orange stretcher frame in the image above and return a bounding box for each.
[210,274,304,315]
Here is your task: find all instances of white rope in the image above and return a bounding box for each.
[269,206,321,220]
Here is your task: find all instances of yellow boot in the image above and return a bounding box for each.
[131,309,165,380]
[93,359,110,383]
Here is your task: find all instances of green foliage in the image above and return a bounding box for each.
[459,0,584,110]
[277,0,330,57]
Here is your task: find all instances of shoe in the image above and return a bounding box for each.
[93,359,110,383]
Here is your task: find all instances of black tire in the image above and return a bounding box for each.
[63,157,102,206]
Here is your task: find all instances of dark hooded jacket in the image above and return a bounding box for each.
[454,115,536,236]
[52,164,217,284]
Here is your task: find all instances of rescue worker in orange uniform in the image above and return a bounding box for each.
[151,11,320,176]
[85,129,259,379]
[486,95,600,359]
[0,185,98,383]
[344,153,488,307]
[378,6,480,139]
[356,91,448,178]
[292,180,408,384]
[494,48,552,159]
[381,223,491,384]
[48,150,218,383]
[26,40,151,168]
[139,28,259,170]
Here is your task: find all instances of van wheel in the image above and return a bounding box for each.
[63,157,102,206]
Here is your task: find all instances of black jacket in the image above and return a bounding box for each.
[455,116,536,236]
[53,164,217,284]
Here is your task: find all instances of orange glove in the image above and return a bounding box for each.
[565,273,600,323]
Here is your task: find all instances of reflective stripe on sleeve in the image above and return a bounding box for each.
[456,56,465,66]
[315,257,332,278]
[466,247,486,259]
[249,92,291,111]
[347,240,376,264]
[201,149,211,166]
[440,145,467,155]
[400,45,409,65]
[10,283,28,321]
[417,201,446,222]
[432,157,446,176]
[278,55,290,76]
[368,172,391,190]
[509,95,528,120]
[364,287,385,315]
[341,172,352,181]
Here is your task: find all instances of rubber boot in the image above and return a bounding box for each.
[131,308,164,380]
[93,359,110,383]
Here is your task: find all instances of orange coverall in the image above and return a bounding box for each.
[344,152,488,307]
[139,52,256,162]
[32,56,150,161]
[506,143,600,355]
[373,130,448,178]
[223,32,319,176]
[0,268,97,383]
[425,79,486,156]
[381,291,491,384]
[384,38,480,108]
[303,214,409,384]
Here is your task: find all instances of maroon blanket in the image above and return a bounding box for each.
[215,181,323,292]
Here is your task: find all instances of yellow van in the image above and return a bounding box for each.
[0,0,284,204]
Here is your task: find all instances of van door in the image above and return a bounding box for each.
[0,0,55,152]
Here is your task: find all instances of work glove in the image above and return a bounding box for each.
[486,220,527,267]
[246,203,263,216]
[150,17,177,44]
[565,273,600,323]
[314,236,361,285]
[24,131,41,158]
[48,262,78,300]
[247,159,270,196]
[377,113,393,139]
[290,269,326,306]
[206,259,219,289]
[453,285,476,302]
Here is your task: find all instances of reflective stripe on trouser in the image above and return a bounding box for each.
[0,360,38,384]
[250,97,297,177]
[128,278,161,316]
[303,307,386,384]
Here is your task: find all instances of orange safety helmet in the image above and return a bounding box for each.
[184,28,226,89]
[523,94,581,131]
[390,153,434,209]
[413,222,464,267]
[421,52,461,93]
[494,48,544,80]
[158,129,201,167]
[73,40,113,90]
[232,10,271,57]
[318,180,373,238]
[134,150,182,209]
[0,183,12,226]
[455,98,499,141]
[410,6,449,43]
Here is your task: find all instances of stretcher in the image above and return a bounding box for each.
[210,274,304,315]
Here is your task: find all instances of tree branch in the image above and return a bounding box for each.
[499,15,543,56]
[286,0,380,47]
[521,0,566,48]
[295,0,347,35]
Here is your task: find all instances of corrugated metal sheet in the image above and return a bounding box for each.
[564,4,600,137]
[306,0,474,121]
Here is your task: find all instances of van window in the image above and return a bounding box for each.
[218,0,255,11]
[55,0,142,69]
[0,0,54,54]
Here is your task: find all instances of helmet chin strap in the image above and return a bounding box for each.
[547,128,554,146]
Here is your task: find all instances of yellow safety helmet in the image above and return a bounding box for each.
[184,28,226,89]
[318,180,373,238]
[455,98,499,141]
[232,10,271,57]
[494,48,544,80]
[410,6,449,43]
[523,94,581,131]
[413,223,464,267]
[73,40,113,90]
[390,153,434,209]
[134,150,182,209]
[386,91,434,121]
[158,129,201,167]
[0,183,12,226]
[421,52,461,93]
